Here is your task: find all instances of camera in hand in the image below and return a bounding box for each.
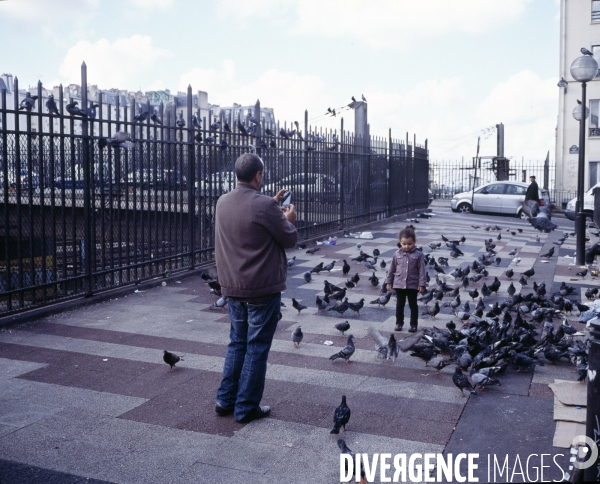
[281,190,292,207]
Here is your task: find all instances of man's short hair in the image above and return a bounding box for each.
[530,176,536,180]
[235,153,264,182]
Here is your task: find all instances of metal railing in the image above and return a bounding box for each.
[0,64,429,316]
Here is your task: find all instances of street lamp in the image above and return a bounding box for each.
[570,51,598,266]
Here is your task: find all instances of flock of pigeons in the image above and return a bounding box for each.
[160,208,597,479]
[18,92,354,153]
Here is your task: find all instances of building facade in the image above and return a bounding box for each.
[556,0,600,204]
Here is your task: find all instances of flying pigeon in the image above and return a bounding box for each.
[163,350,184,372]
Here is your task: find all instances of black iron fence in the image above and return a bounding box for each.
[0,64,429,316]
[429,158,576,209]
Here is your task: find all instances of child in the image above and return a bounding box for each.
[385,225,426,332]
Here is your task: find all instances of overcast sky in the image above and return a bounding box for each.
[0,0,560,161]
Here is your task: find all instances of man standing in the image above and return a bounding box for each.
[214,153,298,423]
[524,175,539,202]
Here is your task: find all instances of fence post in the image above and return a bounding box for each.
[81,62,93,296]
[186,85,195,269]
[254,100,262,158]
[388,128,392,217]
[339,117,345,227]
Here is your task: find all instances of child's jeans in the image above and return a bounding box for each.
[395,288,418,328]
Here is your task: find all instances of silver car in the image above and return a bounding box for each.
[450,181,550,219]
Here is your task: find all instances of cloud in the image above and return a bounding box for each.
[179,60,331,126]
[0,0,99,20]
[128,0,174,9]
[59,35,171,90]
[216,0,534,48]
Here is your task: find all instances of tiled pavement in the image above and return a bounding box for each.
[0,201,597,483]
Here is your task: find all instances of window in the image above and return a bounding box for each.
[590,160,600,187]
[484,184,505,194]
[593,0,600,21]
[506,184,526,195]
[590,100,600,136]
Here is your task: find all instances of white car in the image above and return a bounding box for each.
[565,182,600,221]
[450,181,550,219]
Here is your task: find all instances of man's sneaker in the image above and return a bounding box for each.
[215,403,233,416]
[394,324,403,331]
[236,405,271,423]
[408,326,418,333]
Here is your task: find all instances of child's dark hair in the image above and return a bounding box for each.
[398,225,416,242]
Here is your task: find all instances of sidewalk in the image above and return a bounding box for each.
[0,200,593,483]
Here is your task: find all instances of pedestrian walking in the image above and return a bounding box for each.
[214,153,298,423]
[385,225,426,333]
[524,175,539,202]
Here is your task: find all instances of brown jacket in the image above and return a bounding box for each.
[214,182,298,298]
[384,248,427,290]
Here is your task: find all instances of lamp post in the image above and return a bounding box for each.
[570,52,598,266]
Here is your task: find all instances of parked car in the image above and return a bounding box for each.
[54,176,85,190]
[450,181,550,218]
[565,181,600,221]
[196,171,236,198]
[263,173,339,202]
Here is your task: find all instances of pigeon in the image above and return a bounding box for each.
[66,100,87,117]
[323,261,336,272]
[328,298,349,316]
[163,350,184,372]
[521,268,535,278]
[303,272,312,283]
[422,302,440,319]
[99,131,134,149]
[134,111,149,123]
[582,47,594,56]
[347,298,365,316]
[310,262,324,274]
[369,272,379,288]
[370,291,392,308]
[508,249,517,256]
[335,320,350,335]
[237,119,249,136]
[151,112,162,124]
[418,290,434,305]
[342,260,351,275]
[576,269,587,278]
[505,269,514,279]
[426,356,453,374]
[19,92,38,112]
[540,247,555,258]
[331,395,351,434]
[329,334,355,363]
[87,102,99,120]
[470,370,502,391]
[209,295,228,310]
[337,439,366,483]
[510,351,545,372]
[46,94,60,115]
[287,256,296,267]
[452,367,476,396]
[292,298,307,314]
[292,325,303,348]
[331,287,347,301]
[306,247,321,255]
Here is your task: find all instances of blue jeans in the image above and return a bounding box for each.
[216,293,281,420]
